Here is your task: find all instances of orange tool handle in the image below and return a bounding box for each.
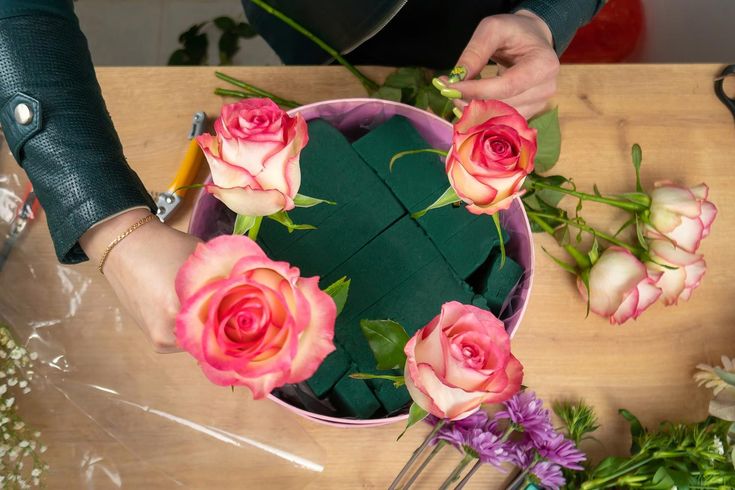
[166,138,205,197]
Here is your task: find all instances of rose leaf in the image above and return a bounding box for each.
[293,193,336,208]
[268,211,316,234]
[349,373,405,388]
[411,186,460,220]
[528,107,561,173]
[360,319,410,370]
[233,214,257,235]
[715,368,735,387]
[323,276,350,316]
[397,403,429,440]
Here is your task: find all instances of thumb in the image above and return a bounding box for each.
[451,17,503,82]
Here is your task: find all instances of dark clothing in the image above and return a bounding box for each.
[0,0,604,263]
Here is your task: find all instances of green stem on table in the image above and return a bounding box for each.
[438,454,474,490]
[249,0,379,93]
[580,456,654,490]
[388,420,447,490]
[402,441,446,490]
[248,216,263,242]
[453,459,484,490]
[214,88,259,99]
[215,71,301,108]
[530,181,646,213]
[526,210,640,254]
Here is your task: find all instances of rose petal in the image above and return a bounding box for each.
[665,215,704,253]
[207,184,288,216]
[199,362,286,399]
[175,235,267,301]
[448,158,498,205]
[176,279,224,359]
[482,354,523,404]
[583,247,647,318]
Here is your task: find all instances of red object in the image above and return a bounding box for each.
[561,0,644,63]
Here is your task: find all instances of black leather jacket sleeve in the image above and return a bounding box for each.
[0,0,156,264]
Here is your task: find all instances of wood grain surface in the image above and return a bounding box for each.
[0,65,733,489]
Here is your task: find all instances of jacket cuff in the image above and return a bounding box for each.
[513,0,606,55]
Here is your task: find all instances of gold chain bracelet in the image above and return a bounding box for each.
[97,214,156,274]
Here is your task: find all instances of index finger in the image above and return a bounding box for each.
[451,55,552,101]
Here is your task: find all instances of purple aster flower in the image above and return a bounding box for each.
[464,428,510,468]
[435,425,466,449]
[536,433,586,470]
[505,440,534,469]
[529,461,565,490]
[454,410,489,431]
[495,391,554,444]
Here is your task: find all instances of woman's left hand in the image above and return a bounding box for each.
[442,10,560,118]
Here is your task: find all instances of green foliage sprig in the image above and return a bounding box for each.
[169,16,258,66]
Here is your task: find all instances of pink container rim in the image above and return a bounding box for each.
[189,98,535,428]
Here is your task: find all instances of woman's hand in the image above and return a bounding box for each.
[80,208,200,352]
[441,10,560,118]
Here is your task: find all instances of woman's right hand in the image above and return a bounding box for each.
[80,208,201,352]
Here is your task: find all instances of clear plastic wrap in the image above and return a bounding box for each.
[0,142,325,488]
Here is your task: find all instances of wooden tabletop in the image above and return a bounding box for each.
[1,65,734,489]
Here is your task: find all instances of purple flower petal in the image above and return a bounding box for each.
[530,461,565,490]
[536,433,586,470]
[495,391,554,445]
[465,428,510,468]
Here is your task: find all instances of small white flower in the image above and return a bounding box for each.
[0,384,6,395]
[13,421,24,430]
[22,387,31,394]
[31,468,41,477]
[18,380,27,389]
[10,347,23,360]
[33,431,40,438]
[7,377,17,386]
[713,436,725,455]
[5,397,14,407]
[19,440,29,448]
[29,352,38,361]
[39,445,47,453]
[0,371,5,378]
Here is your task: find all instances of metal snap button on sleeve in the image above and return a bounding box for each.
[14,103,33,125]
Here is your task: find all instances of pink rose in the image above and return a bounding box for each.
[197,98,308,217]
[578,247,662,325]
[403,301,523,420]
[646,239,707,305]
[447,100,537,215]
[646,181,717,253]
[175,235,336,398]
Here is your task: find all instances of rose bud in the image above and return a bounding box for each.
[446,100,536,215]
[197,98,308,216]
[404,301,523,420]
[175,235,336,398]
[646,239,707,305]
[578,247,662,325]
[646,181,717,253]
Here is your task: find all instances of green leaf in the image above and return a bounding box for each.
[268,211,316,234]
[412,187,460,219]
[382,67,425,101]
[214,16,236,31]
[168,49,192,66]
[588,238,600,264]
[528,107,561,173]
[293,193,336,208]
[389,148,448,172]
[349,373,405,388]
[617,192,651,207]
[619,408,644,453]
[323,277,350,316]
[427,87,454,119]
[397,403,429,440]
[360,319,410,370]
[372,85,403,102]
[634,214,648,250]
[715,368,735,387]
[233,214,257,235]
[541,246,577,275]
[492,213,506,268]
[218,30,240,65]
[415,86,430,110]
[235,22,257,38]
[632,144,643,192]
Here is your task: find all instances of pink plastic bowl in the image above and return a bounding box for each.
[189,98,535,428]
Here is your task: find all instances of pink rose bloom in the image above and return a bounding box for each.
[447,100,537,215]
[404,301,523,420]
[175,235,336,398]
[578,247,662,325]
[197,98,308,217]
[646,181,717,253]
[646,239,707,305]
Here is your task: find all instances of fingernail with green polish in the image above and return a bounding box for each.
[453,107,463,119]
[447,65,467,83]
[440,88,462,99]
[431,77,447,90]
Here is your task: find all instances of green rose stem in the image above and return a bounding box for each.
[580,456,654,490]
[388,420,447,490]
[213,88,259,100]
[215,71,301,108]
[402,441,446,489]
[529,181,646,213]
[526,211,640,254]
[249,0,379,93]
[248,216,263,241]
[438,453,474,490]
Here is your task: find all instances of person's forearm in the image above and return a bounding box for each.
[513,0,607,54]
[0,0,155,264]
